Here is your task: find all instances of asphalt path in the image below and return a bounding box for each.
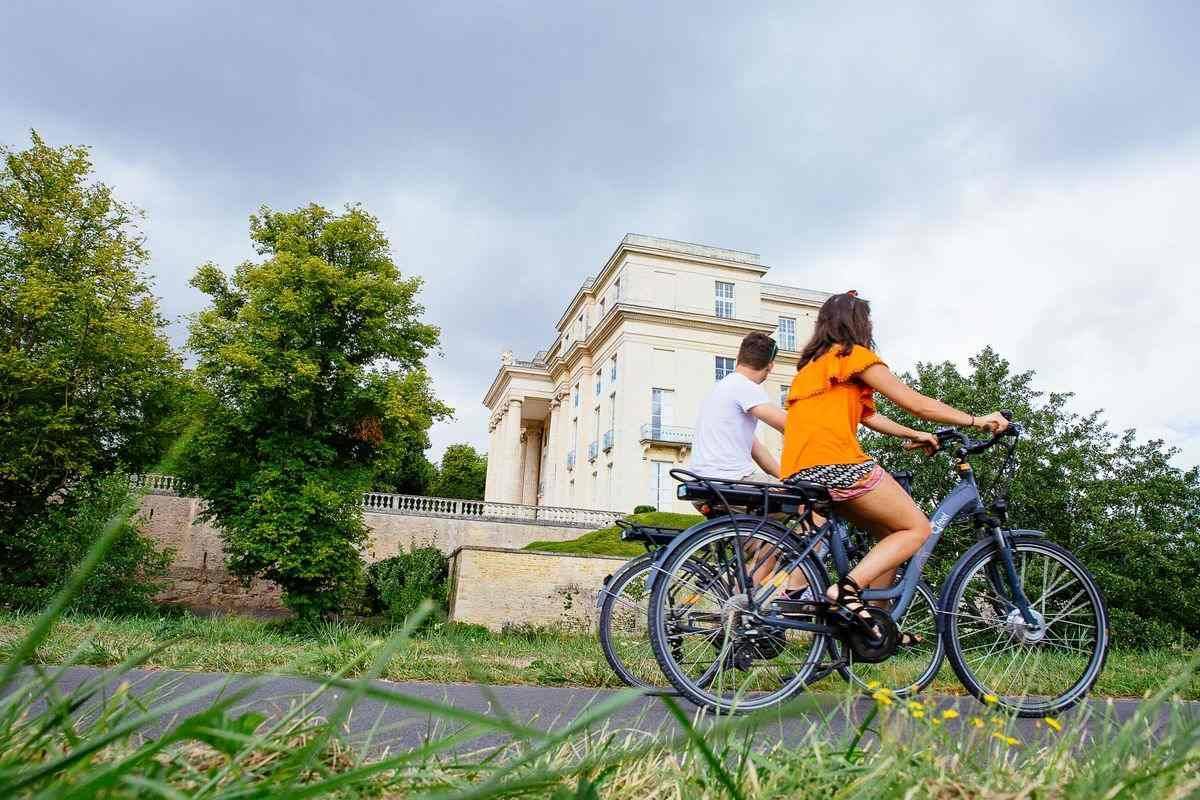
[10,667,1196,757]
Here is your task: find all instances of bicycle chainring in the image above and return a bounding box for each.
[842,607,899,663]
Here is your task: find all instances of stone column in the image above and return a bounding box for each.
[484,413,501,501]
[521,425,542,506]
[503,398,524,503]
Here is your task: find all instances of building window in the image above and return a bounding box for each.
[609,354,618,384]
[777,316,796,351]
[650,388,675,436]
[573,383,580,408]
[599,298,606,318]
[595,369,602,396]
[715,356,735,381]
[780,384,789,408]
[715,281,735,318]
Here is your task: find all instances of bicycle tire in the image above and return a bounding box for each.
[598,554,671,690]
[647,521,829,713]
[942,534,1109,717]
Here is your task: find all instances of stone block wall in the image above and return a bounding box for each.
[138,493,596,614]
[447,546,629,631]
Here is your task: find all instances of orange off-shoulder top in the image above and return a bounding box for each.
[781,344,885,476]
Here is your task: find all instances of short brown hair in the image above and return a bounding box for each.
[737,332,777,370]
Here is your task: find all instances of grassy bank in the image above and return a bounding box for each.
[524,511,703,557]
[4,611,1199,799]
[3,609,1196,699]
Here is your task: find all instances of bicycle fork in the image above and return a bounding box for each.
[988,527,1041,631]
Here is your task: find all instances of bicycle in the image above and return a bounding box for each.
[598,490,944,698]
[646,415,1110,716]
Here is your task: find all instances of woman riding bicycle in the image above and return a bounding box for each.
[781,290,1009,644]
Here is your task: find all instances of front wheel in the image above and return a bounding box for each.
[942,535,1109,717]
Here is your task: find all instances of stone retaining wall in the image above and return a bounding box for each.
[138,493,596,613]
[447,546,628,631]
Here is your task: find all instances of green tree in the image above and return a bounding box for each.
[0,132,180,574]
[180,203,449,619]
[864,346,1200,647]
[429,444,487,500]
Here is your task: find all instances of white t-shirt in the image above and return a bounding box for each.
[687,372,770,479]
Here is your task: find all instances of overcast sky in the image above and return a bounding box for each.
[3,2,1198,466]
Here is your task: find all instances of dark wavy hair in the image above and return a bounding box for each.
[796,290,875,370]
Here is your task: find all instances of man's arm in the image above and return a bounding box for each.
[751,438,781,479]
[749,403,787,433]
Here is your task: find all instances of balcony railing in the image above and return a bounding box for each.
[602,429,614,451]
[587,441,599,461]
[566,449,576,470]
[639,424,694,446]
[131,474,622,529]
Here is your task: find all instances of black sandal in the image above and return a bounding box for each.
[828,576,884,642]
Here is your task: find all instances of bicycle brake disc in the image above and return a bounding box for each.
[842,607,899,664]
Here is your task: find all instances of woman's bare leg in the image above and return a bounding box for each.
[827,473,930,600]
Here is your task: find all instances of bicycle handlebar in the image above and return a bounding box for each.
[934,411,1024,457]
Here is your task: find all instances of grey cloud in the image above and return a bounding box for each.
[2,1,1198,459]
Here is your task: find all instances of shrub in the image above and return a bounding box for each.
[365,545,449,626]
[632,505,656,515]
[0,474,172,615]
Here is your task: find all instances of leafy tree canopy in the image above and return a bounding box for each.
[0,131,180,546]
[180,203,450,618]
[864,346,1200,647]
[429,444,487,500]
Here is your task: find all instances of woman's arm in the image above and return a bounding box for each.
[861,412,939,452]
[859,364,1009,432]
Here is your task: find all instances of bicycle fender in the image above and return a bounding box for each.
[935,530,1047,634]
[644,514,789,594]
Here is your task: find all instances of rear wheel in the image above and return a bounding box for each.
[943,535,1109,717]
[598,555,673,690]
[648,522,829,713]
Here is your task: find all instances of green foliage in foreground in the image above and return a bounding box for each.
[864,347,1200,649]
[180,203,449,620]
[2,615,1199,797]
[525,512,704,557]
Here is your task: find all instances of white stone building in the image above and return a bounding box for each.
[482,234,831,513]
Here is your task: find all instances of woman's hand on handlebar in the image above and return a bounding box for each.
[972,412,1010,435]
[902,430,940,455]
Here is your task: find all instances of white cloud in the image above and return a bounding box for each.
[776,137,1200,465]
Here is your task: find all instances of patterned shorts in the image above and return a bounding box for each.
[786,461,886,502]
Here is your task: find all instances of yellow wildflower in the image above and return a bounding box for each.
[866,680,881,690]
[907,700,924,711]
[1045,717,1062,733]
[930,717,941,726]
[991,732,1020,746]
[970,717,984,728]
[992,716,1005,727]
[872,689,894,706]
[942,708,959,720]
[983,693,999,705]
[911,708,925,719]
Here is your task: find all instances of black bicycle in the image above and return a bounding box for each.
[645,415,1109,716]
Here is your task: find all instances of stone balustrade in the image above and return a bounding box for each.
[130,474,621,530]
